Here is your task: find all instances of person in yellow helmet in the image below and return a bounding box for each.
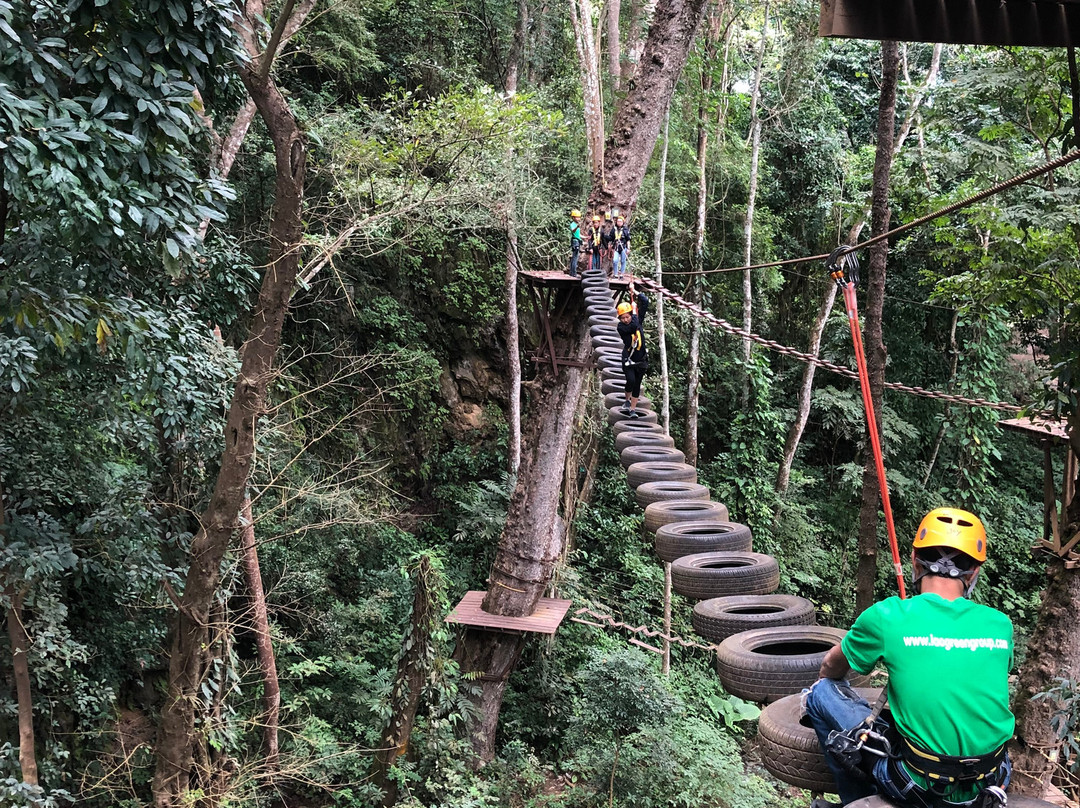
[586,214,603,273]
[803,508,1013,808]
[568,209,583,277]
[616,282,650,417]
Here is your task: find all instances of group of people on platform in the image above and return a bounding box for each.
[568,207,630,278]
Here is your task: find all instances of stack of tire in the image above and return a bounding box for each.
[580,264,852,795]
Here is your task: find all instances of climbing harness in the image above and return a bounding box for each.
[824,686,893,780]
[826,247,906,599]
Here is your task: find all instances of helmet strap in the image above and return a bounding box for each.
[911,548,979,597]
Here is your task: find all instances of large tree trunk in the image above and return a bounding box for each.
[624,0,659,85]
[774,43,939,500]
[152,4,307,803]
[684,0,723,466]
[854,41,898,617]
[459,0,710,761]
[372,554,442,806]
[607,0,622,90]
[654,109,672,434]
[740,1,767,407]
[591,0,710,214]
[570,0,606,182]
[239,496,280,771]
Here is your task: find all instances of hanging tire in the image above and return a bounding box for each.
[643,501,730,535]
[600,367,624,381]
[593,336,623,352]
[635,480,710,507]
[615,431,675,454]
[588,314,615,327]
[670,551,779,600]
[604,392,652,410]
[656,520,751,562]
[612,420,664,438]
[716,625,860,702]
[596,357,622,372]
[608,407,659,426]
[758,688,883,793]
[621,445,685,469]
[601,379,626,395]
[692,594,814,643]
[625,461,697,489]
[590,323,619,337]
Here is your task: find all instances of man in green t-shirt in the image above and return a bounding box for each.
[804,508,1014,808]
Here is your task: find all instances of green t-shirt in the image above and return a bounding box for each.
[841,593,1015,758]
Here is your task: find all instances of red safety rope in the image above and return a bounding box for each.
[830,250,906,599]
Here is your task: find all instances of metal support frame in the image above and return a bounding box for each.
[522,272,591,374]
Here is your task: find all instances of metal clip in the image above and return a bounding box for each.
[826,246,860,287]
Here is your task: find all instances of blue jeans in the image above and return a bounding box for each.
[803,679,1012,807]
[569,245,580,277]
[612,249,626,276]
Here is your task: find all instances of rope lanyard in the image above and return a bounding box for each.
[828,249,907,599]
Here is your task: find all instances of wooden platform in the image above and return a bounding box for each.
[518,269,641,290]
[445,590,573,635]
[1000,416,1069,445]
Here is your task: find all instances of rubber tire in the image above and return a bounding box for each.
[670,551,779,600]
[584,296,614,310]
[601,379,626,395]
[605,392,653,410]
[635,480,710,507]
[608,406,659,426]
[614,431,675,454]
[581,277,609,289]
[596,357,622,371]
[758,688,882,792]
[590,323,619,337]
[656,521,751,562]
[692,594,814,643]
[621,445,685,469]
[716,625,854,702]
[601,367,625,382]
[593,336,623,351]
[625,461,697,489]
[643,500,730,534]
[612,420,664,438]
[588,314,615,328]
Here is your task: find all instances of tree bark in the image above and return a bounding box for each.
[372,555,440,806]
[684,1,722,466]
[591,0,710,214]
[740,1,767,407]
[607,0,622,90]
[239,496,280,771]
[654,109,672,434]
[854,41,898,617]
[152,3,307,803]
[774,43,939,500]
[624,0,659,85]
[504,23,524,476]
[0,480,37,787]
[570,0,606,182]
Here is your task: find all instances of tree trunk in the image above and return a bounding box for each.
[239,496,280,771]
[740,2,767,407]
[197,99,257,240]
[458,336,589,760]
[854,41,898,617]
[372,555,441,806]
[624,0,659,85]
[607,0,622,90]
[570,0,606,182]
[504,21,524,476]
[654,109,672,434]
[684,1,722,466]
[0,480,37,787]
[591,0,710,214]
[152,5,307,803]
[774,43,938,500]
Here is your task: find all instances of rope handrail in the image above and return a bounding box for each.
[570,606,722,654]
[661,147,1080,277]
[636,277,1025,413]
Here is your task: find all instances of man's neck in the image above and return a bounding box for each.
[918,576,966,601]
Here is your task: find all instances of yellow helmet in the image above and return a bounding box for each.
[571,209,582,218]
[616,302,633,316]
[914,508,987,562]
[592,215,601,223]
[604,210,612,220]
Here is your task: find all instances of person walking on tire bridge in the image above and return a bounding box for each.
[568,209,583,277]
[586,213,603,273]
[599,210,617,276]
[617,283,649,418]
[612,212,630,278]
[803,508,1013,808]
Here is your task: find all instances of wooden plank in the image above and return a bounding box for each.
[1001,416,1069,444]
[445,591,573,635]
[629,637,663,654]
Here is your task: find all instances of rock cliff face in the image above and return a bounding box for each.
[439,354,507,439]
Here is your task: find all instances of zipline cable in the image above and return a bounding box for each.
[828,249,906,598]
[661,147,1080,277]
